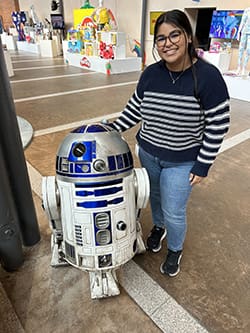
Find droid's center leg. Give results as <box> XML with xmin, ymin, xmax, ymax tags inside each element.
<box><xmin>89</xmin><ymin>269</ymin><xmax>120</xmax><ymax>299</ymax></box>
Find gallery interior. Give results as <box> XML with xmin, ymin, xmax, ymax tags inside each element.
<box><xmin>0</xmin><ymin>1</ymin><xmax>250</xmax><ymax>332</ymax></box>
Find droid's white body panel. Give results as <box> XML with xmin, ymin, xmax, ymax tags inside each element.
<box><xmin>57</xmin><ymin>172</ymin><xmax>138</xmax><ymax>268</ymax></box>
<box><xmin>42</xmin><ymin>123</ymin><xmax>149</xmax><ymax>298</ymax></box>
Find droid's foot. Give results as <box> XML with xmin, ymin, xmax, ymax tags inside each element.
<box><xmin>51</xmin><ymin>242</ymin><xmax>69</xmax><ymax>267</ymax></box>
<box><xmin>89</xmin><ymin>270</ymin><xmax>120</xmax><ymax>299</ymax></box>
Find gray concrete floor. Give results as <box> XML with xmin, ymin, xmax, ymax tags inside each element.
<box><xmin>0</xmin><ymin>51</ymin><xmax>250</xmax><ymax>333</ymax></box>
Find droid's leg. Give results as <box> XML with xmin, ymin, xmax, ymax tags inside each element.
<box><xmin>89</xmin><ymin>269</ymin><xmax>120</xmax><ymax>299</ymax></box>
<box><xmin>136</xmin><ymin>212</ymin><xmax>146</xmax><ymax>254</ymax></box>
<box><xmin>42</xmin><ymin>176</ymin><xmax>68</xmax><ymax>267</ymax></box>
<box><xmin>134</xmin><ymin>168</ymin><xmax>150</xmax><ymax>254</ymax></box>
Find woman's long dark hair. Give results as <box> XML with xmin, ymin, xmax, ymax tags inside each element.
<box><xmin>153</xmin><ymin>10</ymin><xmax>202</xmax><ymax>108</ymax></box>
<box><xmin>153</xmin><ymin>9</ymin><xmax>198</xmax><ymax>60</ymax></box>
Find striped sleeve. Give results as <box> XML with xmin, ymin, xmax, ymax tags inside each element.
<box><xmin>191</xmin><ymin>94</ymin><xmax>230</xmax><ymax>176</ymax></box>
<box><xmin>112</xmin><ymin>89</ymin><xmax>142</xmax><ymax>132</ymax></box>
<box><xmin>190</xmin><ymin>61</ymin><xmax>230</xmax><ymax>177</ymax></box>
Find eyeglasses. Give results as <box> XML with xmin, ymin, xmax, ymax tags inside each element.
<box><xmin>155</xmin><ymin>30</ymin><xmax>182</xmax><ymax>48</ymax></box>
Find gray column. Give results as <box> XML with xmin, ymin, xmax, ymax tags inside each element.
<box><xmin>0</xmin><ymin>143</ymin><xmax>23</xmax><ymax>271</ymax></box>
<box><xmin>0</xmin><ymin>38</ymin><xmax>40</xmax><ymax>248</ymax></box>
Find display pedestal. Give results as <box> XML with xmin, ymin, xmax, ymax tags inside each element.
<box><xmin>64</xmin><ymin>52</ymin><xmax>141</xmax><ymax>74</ymax></box>
<box><xmin>16</xmin><ymin>41</ymin><xmax>40</xmax><ymax>54</ymax></box>
<box><xmin>203</xmin><ymin>51</ymin><xmax>231</xmax><ymax>73</ymax></box>
<box><xmin>223</xmin><ymin>75</ymin><xmax>250</xmax><ymax>102</ymax></box>
<box><xmin>52</xmin><ymin>35</ymin><xmax>62</xmax><ymax>56</ymax></box>
<box><xmin>5</xmin><ymin>35</ymin><xmax>18</xmax><ymax>50</ymax></box>
<box><xmin>62</xmin><ymin>40</ymin><xmax>68</xmax><ymax>57</ymax></box>
<box><xmin>39</xmin><ymin>40</ymin><xmax>57</xmax><ymax>57</ymax></box>
<box><xmin>4</xmin><ymin>50</ymin><xmax>14</xmax><ymax>77</ymax></box>
<box><xmin>0</xmin><ymin>33</ymin><xmax>7</xmax><ymax>46</ymax></box>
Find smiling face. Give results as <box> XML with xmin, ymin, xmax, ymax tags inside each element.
<box><xmin>155</xmin><ymin>22</ymin><xmax>192</xmax><ymax>71</ymax></box>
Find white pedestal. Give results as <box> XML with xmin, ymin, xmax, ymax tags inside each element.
<box><xmin>64</xmin><ymin>52</ymin><xmax>141</xmax><ymax>74</ymax></box>
<box><xmin>0</xmin><ymin>32</ymin><xmax>7</xmax><ymax>45</ymax></box>
<box><xmin>202</xmin><ymin>51</ymin><xmax>231</xmax><ymax>73</ymax></box>
<box><xmin>52</xmin><ymin>35</ymin><xmax>62</xmax><ymax>56</ymax></box>
<box><xmin>39</xmin><ymin>40</ymin><xmax>57</xmax><ymax>57</ymax></box>
<box><xmin>5</xmin><ymin>35</ymin><xmax>18</xmax><ymax>50</ymax></box>
<box><xmin>223</xmin><ymin>75</ymin><xmax>250</xmax><ymax>102</ymax></box>
<box><xmin>16</xmin><ymin>41</ymin><xmax>41</xmax><ymax>54</ymax></box>
<box><xmin>62</xmin><ymin>40</ymin><xmax>68</xmax><ymax>57</ymax></box>
<box><xmin>3</xmin><ymin>50</ymin><xmax>14</xmax><ymax>77</ymax></box>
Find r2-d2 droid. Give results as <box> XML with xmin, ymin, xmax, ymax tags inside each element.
<box><xmin>42</xmin><ymin>123</ymin><xmax>149</xmax><ymax>299</ymax></box>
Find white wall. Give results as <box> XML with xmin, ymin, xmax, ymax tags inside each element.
<box><xmin>18</xmin><ymin>0</ymin><xmax>250</xmax><ymax>65</ymax></box>
<box><xmin>142</xmin><ymin>0</ymin><xmax>250</xmax><ymax>65</ymax></box>
<box><xmin>18</xmin><ymin>0</ymin><xmax>116</xmax><ymax>30</ymax></box>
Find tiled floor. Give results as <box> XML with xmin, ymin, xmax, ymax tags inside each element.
<box><xmin>0</xmin><ymin>50</ymin><xmax>250</xmax><ymax>333</ymax></box>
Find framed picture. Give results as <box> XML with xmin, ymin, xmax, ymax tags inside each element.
<box><xmin>209</xmin><ymin>10</ymin><xmax>244</xmax><ymax>39</ymax></box>
<box><xmin>50</xmin><ymin>14</ymin><xmax>64</xmax><ymax>30</ymax></box>
<box><xmin>149</xmin><ymin>12</ymin><xmax>164</xmax><ymax>35</ymax></box>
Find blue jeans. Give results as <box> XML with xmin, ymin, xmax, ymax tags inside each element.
<box><xmin>139</xmin><ymin>147</ymin><xmax>195</xmax><ymax>252</ymax></box>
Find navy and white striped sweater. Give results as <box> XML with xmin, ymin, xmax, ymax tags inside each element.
<box><xmin>112</xmin><ymin>58</ymin><xmax>230</xmax><ymax>177</ymax></box>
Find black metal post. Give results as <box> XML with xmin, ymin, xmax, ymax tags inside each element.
<box><xmin>0</xmin><ymin>39</ymin><xmax>40</xmax><ymax>247</ymax></box>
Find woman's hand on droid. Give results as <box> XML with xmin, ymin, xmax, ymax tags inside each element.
<box><xmin>189</xmin><ymin>173</ymin><xmax>205</xmax><ymax>186</ymax></box>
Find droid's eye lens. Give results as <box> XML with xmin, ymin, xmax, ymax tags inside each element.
<box><xmin>93</xmin><ymin>159</ymin><xmax>106</xmax><ymax>172</ymax></box>
<box><xmin>73</xmin><ymin>143</ymin><xmax>86</xmax><ymax>157</ymax></box>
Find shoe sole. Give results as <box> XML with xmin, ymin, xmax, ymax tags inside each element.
<box><xmin>148</xmin><ymin>229</ymin><xmax>167</xmax><ymax>253</ymax></box>
<box><xmin>160</xmin><ymin>253</ymin><xmax>182</xmax><ymax>277</ymax></box>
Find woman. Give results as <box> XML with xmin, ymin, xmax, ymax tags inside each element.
<box><xmin>110</xmin><ymin>10</ymin><xmax>230</xmax><ymax>277</ymax></box>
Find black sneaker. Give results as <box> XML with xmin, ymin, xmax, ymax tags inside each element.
<box><xmin>146</xmin><ymin>226</ymin><xmax>166</xmax><ymax>253</ymax></box>
<box><xmin>160</xmin><ymin>249</ymin><xmax>182</xmax><ymax>277</ymax></box>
